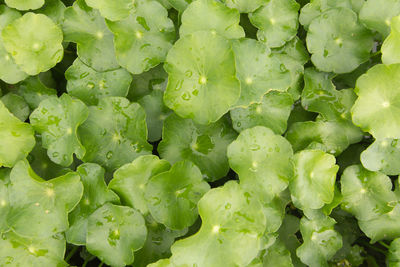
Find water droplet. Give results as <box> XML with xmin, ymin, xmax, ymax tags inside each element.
<box><xmin>279</xmin><ymin>64</ymin><xmax>287</xmax><ymax>72</ymax></box>
<box><xmin>181</xmin><ymin>92</ymin><xmax>191</xmax><ymax>101</ymax></box>
<box><xmin>250</xmin><ymin>144</ymin><xmax>260</xmax><ymax>151</ymax></box>
<box><xmin>52</xmin><ymin>152</ymin><xmax>59</xmax><ymax>158</ymax></box>
<box><xmin>192</xmin><ymin>89</ymin><xmax>199</xmax><ymax>96</ymax></box>
<box><xmin>106</xmin><ymin>151</ymin><xmax>113</xmax><ymax>159</ymax></box>
<box><xmin>185</xmin><ymin>70</ymin><xmax>193</xmax><ymax>77</ymax></box>
<box><xmin>391</xmin><ymin>139</ymin><xmax>398</xmax><ymax>147</ymax></box>
<box><xmin>323</xmin><ymin>50</ymin><xmax>329</xmax><ymax>57</ymax></box>
<box><xmin>80</xmin><ymin>72</ymin><xmax>90</xmax><ymax>79</ymax></box>
<box><xmin>11</xmin><ymin>131</ymin><xmax>21</xmax><ymax>137</ymax></box>
<box><xmin>87</xmin><ymin>82</ymin><xmax>95</xmax><ymax>89</ymax></box>
<box><xmin>236</xmin><ymin>122</ymin><xmax>241</xmax><ymax>127</ymax></box>
<box><xmin>225</xmin><ymin>203</ymin><xmax>231</xmax><ymax>209</ymax></box>
<box><xmin>175</xmin><ymin>80</ymin><xmax>183</xmax><ymax>91</ymax></box>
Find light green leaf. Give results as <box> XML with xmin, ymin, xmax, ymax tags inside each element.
<box><xmin>106</xmin><ymin>0</ymin><xmax>175</xmax><ymax>74</ymax></box>
<box><xmin>221</xmin><ymin>0</ymin><xmax>267</xmax><ymax>13</ymax></box>
<box><xmin>0</xmin><ymin>232</ymin><xmax>67</xmax><ymax>266</ymax></box>
<box><xmin>145</xmin><ymin>161</ymin><xmax>210</xmax><ymax>230</ymax></box>
<box><xmin>85</xmin><ymin>0</ymin><xmax>135</xmax><ymax>21</ymax></box>
<box><xmin>261</xmin><ymin>239</ymin><xmax>294</xmax><ymax>267</ymax></box>
<box><xmin>7</xmin><ymin>160</ymin><xmax>83</xmax><ymax>238</ymax></box>
<box><xmin>231</xmin><ymin>38</ymin><xmax>293</xmax><ymax>107</ymax></box>
<box><xmin>227</xmin><ymin>126</ymin><xmax>294</xmax><ymax>202</ymax></box>
<box><xmin>1</xmin><ymin>93</ymin><xmax>30</xmax><ymax>121</ymax></box>
<box><xmin>29</xmin><ymin>94</ymin><xmax>89</xmax><ymax>166</ymax></box>
<box><xmin>0</xmin><ymin>101</ymin><xmax>35</xmax><ymax>168</ymax></box>
<box><xmin>2</xmin><ymin>12</ymin><xmax>63</xmax><ymax>76</ymax></box>
<box><xmin>169</xmin><ymin>181</ymin><xmax>266</xmax><ymax>267</ymax></box>
<box><xmin>352</xmin><ymin>64</ymin><xmax>400</xmax><ymax>139</ymax></box>
<box><xmin>158</xmin><ymin>113</ymin><xmax>237</xmax><ymax>181</ymax></box>
<box><xmin>382</xmin><ymin>15</ymin><xmax>400</xmax><ymax>64</ymax></box>
<box><xmin>0</xmin><ymin>179</ymin><xmax>9</xmax><ymax>232</ymax></box>
<box><xmin>78</xmin><ymin>97</ymin><xmax>152</xmax><ymax>171</ymax></box>
<box><xmin>290</xmin><ymin>150</ymin><xmax>339</xmax><ymax>210</ymax></box>
<box><xmin>361</xmin><ymin>139</ymin><xmax>400</xmax><ymax>175</ymax></box>
<box><xmin>138</xmin><ymin>89</ymin><xmax>172</xmax><ymax>142</ymax></box>
<box><xmin>109</xmin><ymin>155</ymin><xmax>171</xmax><ymax>214</ymax></box>
<box><xmin>5</xmin><ymin>0</ymin><xmax>44</xmax><ymax>10</ymax></box>
<box><xmin>65</xmin><ymin>58</ymin><xmax>132</xmax><ymax>105</ymax></box>
<box><xmin>17</xmin><ymin>75</ymin><xmax>57</xmax><ymax>109</ymax></box>
<box><xmin>166</xmin><ymin>0</ymin><xmax>193</xmax><ymax>12</ymax></box>
<box><xmin>388</xmin><ymin>238</ymin><xmax>400</xmax><ymax>266</ymax></box>
<box><xmin>66</xmin><ymin>163</ymin><xmax>120</xmax><ymax>245</ymax></box>
<box><xmin>180</xmin><ymin>0</ymin><xmax>244</xmax><ymax>39</ymax></box>
<box><xmin>306</xmin><ymin>7</ymin><xmax>374</xmax><ymax>74</ymax></box>
<box><xmin>249</xmin><ymin>0</ymin><xmax>299</xmax><ymax>48</ymax></box>
<box><xmin>87</xmin><ymin>203</ymin><xmax>147</xmax><ymax>267</ymax></box>
<box><xmin>359</xmin><ymin>0</ymin><xmax>400</xmax><ymax>38</ymax></box>
<box><xmin>271</xmin><ymin>36</ymin><xmax>309</xmax><ymax>66</ymax></box>
<box><xmin>36</xmin><ymin>0</ymin><xmax>66</xmax><ymax>25</ymax></box>
<box><xmin>63</xmin><ymin>0</ymin><xmax>119</xmax><ymax>71</ymax></box>
<box><xmin>296</xmin><ymin>215</ymin><xmax>342</xmax><ymax>267</ymax></box>
<box><xmin>230</xmin><ymin>90</ymin><xmax>294</xmax><ymax>135</ymax></box>
<box><xmin>164</xmin><ymin>31</ymin><xmax>240</xmax><ymax>125</ymax></box>
<box><xmin>0</xmin><ymin>5</ymin><xmax>28</xmax><ymax>84</ymax></box>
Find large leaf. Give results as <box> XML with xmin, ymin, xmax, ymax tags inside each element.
<box><xmin>163</xmin><ymin>31</ymin><xmax>240</xmax><ymax>124</ymax></box>
<box><xmin>29</xmin><ymin>94</ymin><xmax>89</xmax><ymax>166</ymax></box>
<box><xmin>145</xmin><ymin>161</ymin><xmax>210</xmax><ymax>230</ymax></box>
<box><xmin>158</xmin><ymin>113</ymin><xmax>237</xmax><ymax>181</ymax></box>
<box><xmin>78</xmin><ymin>97</ymin><xmax>152</xmax><ymax>171</ymax></box>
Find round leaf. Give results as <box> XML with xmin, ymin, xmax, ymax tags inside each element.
<box><xmin>158</xmin><ymin>113</ymin><xmax>237</xmax><ymax>181</ymax></box>
<box><xmin>361</xmin><ymin>139</ymin><xmax>400</xmax><ymax>175</ymax></box>
<box><xmin>351</xmin><ymin>64</ymin><xmax>400</xmax><ymax>139</ymax></box>
<box><xmin>164</xmin><ymin>31</ymin><xmax>240</xmax><ymax>125</ymax></box>
<box><xmin>87</xmin><ymin>203</ymin><xmax>147</xmax><ymax>267</ymax></box>
<box><xmin>145</xmin><ymin>161</ymin><xmax>210</xmax><ymax>230</ymax></box>
<box><xmin>106</xmin><ymin>0</ymin><xmax>175</xmax><ymax>74</ymax></box>
<box><xmin>2</xmin><ymin>12</ymin><xmax>63</xmax><ymax>75</ymax></box>
<box><xmin>249</xmin><ymin>0</ymin><xmax>300</xmax><ymax>48</ymax></box>
<box><xmin>85</xmin><ymin>0</ymin><xmax>135</xmax><ymax>21</ymax></box>
<box><xmin>180</xmin><ymin>0</ymin><xmax>244</xmax><ymax>39</ymax></box>
<box><xmin>109</xmin><ymin>155</ymin><xmax>171</xmax><ymax>214</ymax></box>
<box><xmin>29</xmin><ymin>94</ymin><xmax>89</xmax><ymax>166</ymax></box>
<box><xmin>5</xmin><ymin>0</ymin><xmax>44</xmax><ymax>10</ymax></box>
<box><xmin>1</xmin><ymin>93</ymin><xmax>30</xmax><ymax>122</ymax></box>
<box><xmin>78</xmin><ymin>97</ymin><xmax>152</xmax><ymax>171</ymax></box>
<box><xmin>306</xmin><ymin>7</ymin><xmax>374</xmax><ymax>74</ymax></box>
<box><xmin>66</xmin><ymin>58</ymin><xmax>132</xmax><ymax>105</ymax></box>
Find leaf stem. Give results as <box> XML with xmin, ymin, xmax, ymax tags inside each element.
<box><xmin>379</xmin><ymin>241</ymin><xmax>391</xmax><ymax>249</ymax></box>
<box><xmin>65</xmin><ymin>246</ymin><xmax>79</xmax><ymax>262</ymax></box>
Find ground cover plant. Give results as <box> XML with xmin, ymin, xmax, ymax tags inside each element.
<box><xmin>1</xmin><ymin>0</ymin><xmax>400</xmax><ymax>266</ymax></box>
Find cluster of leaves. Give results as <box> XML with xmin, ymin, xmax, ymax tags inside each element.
<box><xmin>1</xmin><ymin>0</ymin><xmax>400</xmax><ymax>266</ymax></box>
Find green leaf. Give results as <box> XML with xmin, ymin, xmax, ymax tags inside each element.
<box><xmin>169</xmin><ymin>181</ymin><xmax>266</xmax><ymax>266</ymax></box>
<box><xmin>290</xmin><ymin>150</ymin><xmax>339</xmax><ymax>210</ymax></box>
<box><xmin>296</xmin><ymin>215</ymin><xmax>342</xmax><ymax>267</ymax></box>
<box><xmin>158</xmin><ymin>113</ymin><xmax>237</xmax><ymax>181</ymax></box>
<box><xmin>227</xmin><ymin>126</ymin><xmax>294</xmax><ymax>202</ymax></box>
<box><xmin>382</xmin><ymin>15</ymin><xmax>400</xmax><ymax>64</ymax></box>
<box><xmin>0</xmin><ymin>101</ymin><xmax>35</xmax><ymax>168</ymax></box>
<box><xmin>138</xmin><ymin>90</ymin><xmax>172</xmax><ymax>142</ymax></box>
<box><xmin>0</xmin><ymin>5</ymin><xmax>28</xmax><ymax>84</ymax></box>
<box><xmin>361</xmin><ymin>139</ymin><xmax>400</xmax><ymax>175</ymax></box>
<box><xmin>221</xmin><ymin>0</ymin><xmax>267</xmax><ymax>13</ymax></box>
<box><xmin>285</xmin><ymin>120</ymin><xmax>363</xmax><ymax>155</ymax></box>
<box><xmin>261</xmin><ymin>239</ymin><xmax>294</xmax><ymax>267</ymax></box>
<box><xmin>145</xmin><ymin>161</ymin><xmax>210</xmax><ymax>230</ymax></box>
<box><xmin>230</xmin><ymin>90</ymin><xmax>294</xmax><ymax>135</ymax></box>
<box><xmin>164</xmin><ymin>31</ymin><xmax>240</xmax><ymax>125</ymax></box>
<box><xmin>85</xmin><ymin>0</ymin><xmax>135</xmax><ymax>21</ymax></box>
<box><xmin>0</xmin><ymin>179</ymin><xmax>9</xmax><ymax>232</ymax></box>
<box><xmin>166</xmin><ymin>0</ymin><xmax>193</xmax><ymax>12</ymax></box>
<box><xmin>29</xmin><ymin>94</ymin><xmax>89</xmax><ymax>166</ymax></box>
<box><xmin>63</xmin><ymin>0</ymin><xmax>119</xmax><ymax>71</ymax></box>
<box><xmin>388</xmin><ymin>238</ymin><xmax>400</xmax><ymax>266</ymax></box>
<box><xmin>249</xmin><ymin>0</ymin><xmax>299</xmax><ymax>48</ymax></box>
<box><xmin>86</xmin><ymin>203</ymin><xmax>147</xmax><ymax>267</ymax></box>
<box><xmin>78</xmin><ymin>97</ymin><xmax>152</xmax><ymax>171</ymax></box>
<box><xmin>2</xmin><ymin>12</ymin><xmax>63</xmax><ymax>75</ymax></box>
<box><xmin>36</xmin><ymin>0</ymin><xmax>66</xmax><ymax>25</ymax></box>
<box><xmin>352</xmin><ymin>64</ymin><xmax>400</xmax><ymax>139</ymax></box>
<box><xmin>1</xmin><ymin>93</ymin><xmax>30</xmax><ymax>121</ymax></box>
<box><xmin>106</xmin><ymin>0</ymin><xmax>175</xmax><ymax>74</ymax></box>
<box><xmin>109</xmin><ymin>155</ymin><xmax>171</xmax><ymax>214</ymax></box>
<box><xmin>271</xmin><ymin>36</ymin><xmax>309</xmax><ymax>66</ymax></box>
<box><xmin>0</xmin><ymin>232</ymin><xmax>67</xmax><ymax>266</ymax></box>
<box><xmin>180</xmin><ymin>0</ymin><xmax>244</xmax><ymax>39</ymax></box>
<box><xmin>306</xmin><ymin>7</ymin><xmax>374</xmax><ymax>74</ymax></box>
<box><xmin>359</xmin><ymin>0</ymin><xmax>400</xmax><ymax>38</ymax></box>
<box><xmin>231</xmin><ymin>38</ymin><xmax>293</xmax><ymax>107</ymax></box>
<box><xmin>134</xmin><ymin>215</ymin><xmax>187</xmax><ymax>267</ymax></box>
<box><xmin>5</xmin><ymin>0</ymin><xmax>44</xmax><ymax>10</ymax></box>
<box><xmin>17</xmin><ymin>75</ymin><xmax>57</xmax><ymax>109</ymax></box>
<box><xmin>7</xmin><ymin>160</ymin><xmax>83</xmax><ymax>238</ymax></box>
<box><xmin>66</xmin><ymin>163</ymin><xmax>120</xmax><ymax>245</ymax></box>
<box><xmin>65</xmin><ymin>58</ymin><xmax>132</xmax><ymax>105</ymax></box>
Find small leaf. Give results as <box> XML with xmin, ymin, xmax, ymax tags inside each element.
<box><xmin>85</xmin><ymin>0</ymin><xmax>135</xmax><ymax>21</ymax></box>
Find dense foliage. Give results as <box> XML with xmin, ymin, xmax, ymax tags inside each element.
<box><xmin>1</xmin><ymin>0</ymin><xmax>400</xmax><ymax>266</ymax></box>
